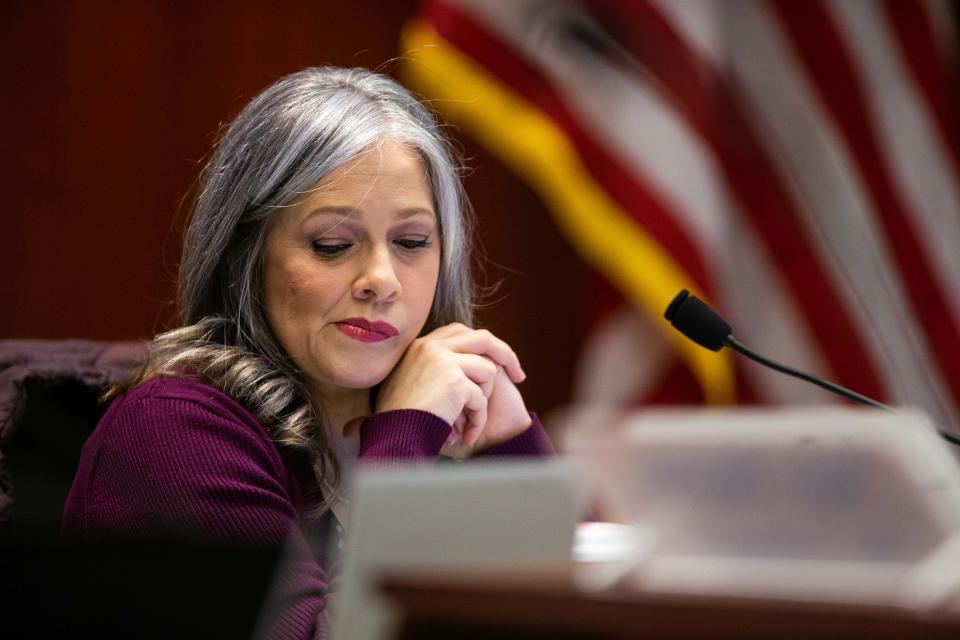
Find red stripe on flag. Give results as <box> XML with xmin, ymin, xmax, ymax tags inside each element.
<box><xmin>882</xmin><ymin>0</ymin><xmax>960</xmax><ymax>194</ymax></box>
<box><xmin>423</xmin><ymin>0</ymin><xmax>713</xmax><ymax>295</ymax></box>
<box><xmin>634</xmin><ymin>353</ymin><xmax>765</xmax><ymax>407</ymax></box>
<box><xmin>771</xmin><ymin>0</ymin><xmax>960</xmax><ymax>412</ymax></box>
<box><xmin>637</xmin><ymin>357</ymin><xmax>706</xmax><ymax>405</ymax></box>
<box><xmin>605</xmin><ymin>0</ymin><xmax>886</xmax><ymax>400</ymax></box>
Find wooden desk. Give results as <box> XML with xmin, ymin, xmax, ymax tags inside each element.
<box><xmin>380</xmin><ymin>570</ymin><xmax>960</xmax><ymax>639</ymax></box>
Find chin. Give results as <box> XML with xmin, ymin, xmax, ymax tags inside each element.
<box><xmin>327</xmin><ymin>361</ymin><xmax>396</xmax><ymax>391</ymax></box>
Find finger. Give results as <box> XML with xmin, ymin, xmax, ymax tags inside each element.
<box><xmin>452</xmin><ymin>353</ymin><xmax>498</xmax><ymax>397</ymax></box>
<box><xmin>452</xmin><ymin>413</ymin><xmax>468</xmax><ymax>436</ymax></box>
<box><xmin>460</xmin><ymin>380</ymin><xmax>488</xmax><ymax>449</ymax></box>
<box><xmin>420</xmin><ymin>324</ymin><xmax>526</xmax><ymax>383</ymax></box>
<box><xmin>442</xmin><ymin>329</ymin><xmax>526</xmax><ymax>383</ymax></box>
<box><xmin>421</xmin><ymin>322</ymin><xmax>471</xmax><ymax>340</ymax></box>
<box><xmin>446</xmin><ymin>413</ymin><xmax>467</xmax><ymax>446</ymax></box>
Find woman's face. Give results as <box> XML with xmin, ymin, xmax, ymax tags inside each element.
<box><xmin>262</xmin><ymin>140</ymin><xmax>441</xmax><ymax>399</ymax></box>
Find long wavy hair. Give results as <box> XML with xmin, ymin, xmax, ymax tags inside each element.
<box><xmin>114</xmin><ymin>67</ymin><xmax>474</xmax><ymax>515</ymax></box>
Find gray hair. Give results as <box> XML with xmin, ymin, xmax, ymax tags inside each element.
<box><xmin>117</xmin><ymin>67</ymin><xmax>474</xmax><ymax>515</ymax></box>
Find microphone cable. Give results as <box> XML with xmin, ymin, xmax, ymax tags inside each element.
<box><xmin>665</xmin><ymin>289</ymin><xmax>960</xmax><ymax>448</ymax></box>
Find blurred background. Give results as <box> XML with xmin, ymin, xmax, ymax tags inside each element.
<box><xmin>4</xmin><ymin>0</ymin><xmax>960</xmax><ymax>430</ymax></box>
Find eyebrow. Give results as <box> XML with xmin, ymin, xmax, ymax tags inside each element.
<box><xmin>304</xmin><ymin>205</ymin><xmax>436</xmax><ymax>220</ymax></box>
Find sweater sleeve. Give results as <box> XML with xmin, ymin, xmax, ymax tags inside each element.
<box><xmin>357</xmin><ymin>410</ymin><xmax>554</xmax><ymax>464</ymax></box>
<box><xmin>477</xmin><ymin>412</ymin><xmax>555</xmax><ymax>457</ymax></box>
<box><xmin>357</xmin><ymin>409</ymin><xmax>451</xmax><ymax>464</ymax></box>
<box><xmin>62</xmin><ymin>384</ymin><xmax>327</xmax><ymax>640</ymax></box>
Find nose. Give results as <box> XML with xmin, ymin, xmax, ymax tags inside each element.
<box><xmin>353</xmin><ymin>244</ymin><xmax>401</xmax><ymax>302</ymax></box>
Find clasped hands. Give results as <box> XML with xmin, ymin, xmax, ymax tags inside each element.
<box><xmin>376</xmin><ymin>323</ymin><xmax>532</xmax><ymax>458</ymax></box>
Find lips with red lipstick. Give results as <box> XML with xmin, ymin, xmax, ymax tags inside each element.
<box><xmin>334</xmin><ymin>317</ymin><xmax>399</xmax><ymax>343</ymax></box>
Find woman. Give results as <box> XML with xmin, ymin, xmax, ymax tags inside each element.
<box><xmin>62</xmin><ymin>67</ymin><xmax>553</xmax><ymax>637</ymax></box>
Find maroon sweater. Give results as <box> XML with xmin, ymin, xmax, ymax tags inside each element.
<box><xmin>62</xmin><ymin>376</ymin><xmax>553</xmax><ymax>639</ymax></box>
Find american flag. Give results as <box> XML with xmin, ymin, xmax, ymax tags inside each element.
<box><xmin>401</xmin><ymin>0</ymin><xmax>960</xmax><ymax>435</ymax></box>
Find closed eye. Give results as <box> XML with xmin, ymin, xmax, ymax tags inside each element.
<box><xmin>394</xmin><ymin>237</ymin><xmax>432</xmax><ymax>251</ymax></box>
<box><xmin>311</xmin><ymin>241</ymin><xmax>352</xmax><ymax>257</ymax></box>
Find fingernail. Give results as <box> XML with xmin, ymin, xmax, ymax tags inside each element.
<box><xmin>446</xmin><ymin>431</ymin><xmax>458</xmax><ymax>446</ymax></box>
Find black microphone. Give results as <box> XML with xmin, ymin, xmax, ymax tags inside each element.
<box><xmin>664</xmin><ymin>289</ymin><xmax>960</xmax><ymax>447</ymax></box>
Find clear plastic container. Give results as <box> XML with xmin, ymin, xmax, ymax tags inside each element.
<box><xmin>564</xmin><ymin>407</ymin><xmax>960</xmax><ymax>610</ymax></box>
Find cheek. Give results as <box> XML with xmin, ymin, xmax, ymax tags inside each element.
<box><xmin>407</xmin><ymin>261</ymin><xmax>441</xmax><ymax>319</ymax></box>
<box><xmin>264</xmin><ymin>262</ymin><xmax>335</xmax><ymax>333</ymax></box>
